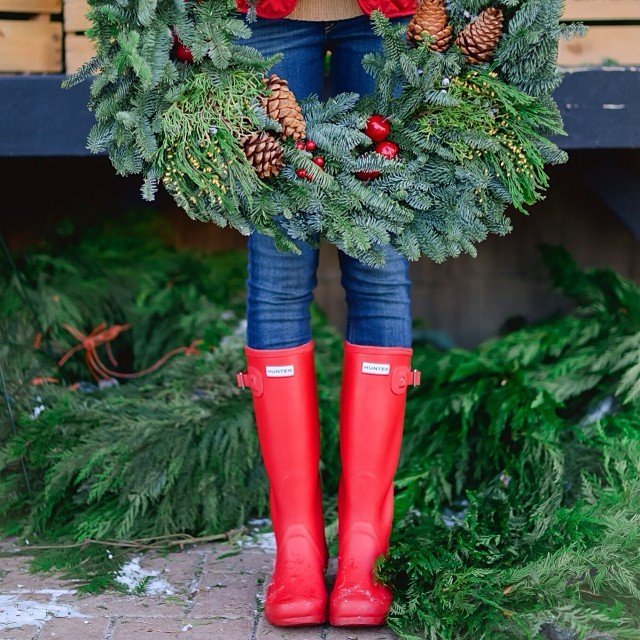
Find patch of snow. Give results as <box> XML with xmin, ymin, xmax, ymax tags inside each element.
<box><xmin>0</xmin><ymin>593</ymin><xmax>85</xmax><ymax>630</ymax></box>
<box><xmin>238</xmin><ymin>532</ymin><xmax>276</xmax><ymax>553</ymax></box>
<box><xmin>97</xmin><ymin>377</ymin><xmax>119</xmax><ymax>390</ymax></box>
<box><xmin>220</xmin><ymin>318</ymin><xmax>247</xmax><ymax>347</ymax></box>
<box><xmin>29</xmin><ymin>404</ymin><xmax>45</xmax><ymax>420</ymax></box>
<box><xmin>441</xmin><ymin>499</ymin><xmax>469</xmax><ymax>529</ymax></box>
<box><xmin>580</xmin><ymin>396</ymin><xmax>614</xmax><ymax>427</ymax></box>
<box><xmin>247</xmin><ymin>518</ymin><xmax>271</xmax><ymax>528</ymax></box>
<box><xmin>114</xmin><ymin>557</ymin><xmax>174</xmax><ymax>596</ymax></box>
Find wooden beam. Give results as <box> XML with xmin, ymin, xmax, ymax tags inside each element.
<box><xmin>65</xmin><ymin>33</ymin><xmax>95</xmax><ymax>73</ymax></box>
<box><xmin>0</xmin><ymin>75</ymin><xmax>96</xmax><ymax>156</ymax></box>
<box><xmin>563</xmin><ymin>0</ymin><xmax>640</xmax><ymax>21</ymax></box>
<box><xmin>551</xmin><ymin>67</ymin><xmax>640</xmax><ymax>149</ymax></box>
<box><xmin>0</xmin><ymin>20</ymin><xmax>62</xmax><ymax>73</ymax></box>
<box><xmin>0</xmin><ymin>69</ymin><xmax>638</xmax><ymax>157</ymax></box>
<box><xmin>64</xmin><ymin>0</ymin><xmax>91</xmax><ymax>33</ymax></box>
<box><xmin>559</xmin><ymin>26</ymin><xmax>640</xmax><ymax>66</ymax></box>
<box><xmin>0</xmin><ymin>0</ymin><xmax>61</xmax><ymax>12</ymax></box>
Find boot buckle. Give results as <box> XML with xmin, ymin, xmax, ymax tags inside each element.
<box><xmin>236</xmin><ymin>367</ymin><xmax>264</xmax><ymax>396</ymax></box>
<box><xmin>391</xmin><ymin>367</ymin><xmax>421</xmax><ymax>394</ymax></box>
<box><xmin>236</xmin><ymin>372</ymin><xmax>248</xmax><ymax>388</ymax></box>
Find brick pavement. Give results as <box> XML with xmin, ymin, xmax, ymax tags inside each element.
<box><xmin>0</xmin><ymin>539</ymin><xmax>397</xmax><ymax>640</ymax></box>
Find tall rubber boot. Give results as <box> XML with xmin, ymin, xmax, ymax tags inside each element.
<box><xmin>236</xmin><ymin>340</ymin><xmax>328</xmax><ymax>626</ymax></box>
<box><xmin>329</xmin><ymin>341</ymin><xmax>421</xmax><ymax>626</ymax></box>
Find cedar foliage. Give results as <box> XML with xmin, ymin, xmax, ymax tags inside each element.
<box><xmin>385</xmin><ymin>247</ymin><xmax>640</xmax><ymax>639</ymax></box>
<box><xmin>1</xmin><ymin>217</ymin><xmax>640</xmax><ymax>636</ymax></box>
<box><xmin>0</xmin><ymin>212</ymin><xmax>342</xmax><ymax>589</ymax></box>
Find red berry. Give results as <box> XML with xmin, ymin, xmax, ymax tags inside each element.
<box><xmin>312</xmin><ymin>156</ymin><xmax>325</xmax><ymax>168</ymax></box>
<box><xmin>356</xmin><ymin>170</ymin><xmax>381</xmax><ymax>181</ymax></box>
<box><xmin>305</xmin><ymin>173</ymin><xmax>314</xmax><ymax>181</ymax></box>
<box><xmin>375</xmin><ymin>140</ymin><xmax>399</xmax><ymax>160</ymax></box>
<box><xmin>305</xmin><ymin>140</ymin><xmax>317</xmax><ymax>152</ymax></box>
<box><xmin>296</xmin><ymin>168</ymin><xmax>308</xmax><ymax>179</ymax></box>
<box><xmin>173</xmin><ymin>40</ymin><xmax>193</xmax><ymax>63</ymax></box>
<box><xmin>365</xmin><ymin>115</ymin><xmax>391</xmax><ymax>143</ymax></box>
<box><xmin>295</xmin><ymin>141</ymin><xmax>306</xmax><ymax>150</ymax></box>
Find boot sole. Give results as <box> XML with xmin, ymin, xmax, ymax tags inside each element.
<box><xmin>329</xmin><ymin>615</ymin><xmax>386</xmax><ymax>626</ymax></box>
<box><xmin>266</xmin><ymin>614</ymin><xmax>326</xmax><ymax>626</ymax></box>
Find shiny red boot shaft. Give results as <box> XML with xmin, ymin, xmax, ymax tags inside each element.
<box><xmin>237</xmin><ymin>340</ymin><xmax>328</xmax><ymax>626</ymax></box>
<box><xmin>329</xmin><ymin>341</ymin><xmax>420</xmax><ymax>626</ymax></box>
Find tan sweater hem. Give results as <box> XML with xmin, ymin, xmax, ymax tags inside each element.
<box><xmin>284</xmin><ymin>0</ymin><xmax>363</xmax><ymax>21</ymax></box>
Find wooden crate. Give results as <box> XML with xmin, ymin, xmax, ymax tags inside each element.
<box><xmin>561</xmin><ymin>1</ymin><xmax>640</xmax><ymax>66</ymax></box>
<box><xmin>563</xmin><ymin>0</ymin><xmax>640</xmax><ymax>20</ymax></box>
<box><xmin>559</xmin><ymin>25</ymin><xmax>640</xmax><ymax>66</ymax></box>
<box><xmin>63</xmin><ymin>0</ymin><xmax>94</xmax><ymax>73</ymax></box>
<box><xmin>65</xmin><ymin>33</ymin><xmax>94</xmax><ymax>73</ymax></box>
<box><xmin>0</xmin><ymin>0</ymin><xmax>63</xmax><ymax>73</ymax></box>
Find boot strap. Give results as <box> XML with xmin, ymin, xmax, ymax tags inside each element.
<box><xmin>236</xmin><ymin>366</ymin><xmax>264</xmax><ymax>396</ymax></box>
<box><xmin>391</xmin><ymin>367</ymin><xmax>421</xmax><ymax>395</ymax></box>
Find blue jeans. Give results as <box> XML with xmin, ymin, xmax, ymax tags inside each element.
<box><xmin>243</xmin><ymin>15</ymin><xmax>412</xmax><ymax>350</ymax></box>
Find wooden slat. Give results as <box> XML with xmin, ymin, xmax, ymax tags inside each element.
<box><xmin>558</xmin><ymin>26</ymin><xmax>640</xmax><ymax>65</ymax></box>
<box><xmin>65</xmin><ymin>32</ymin><xmax>95</xmax><ymax>73</ymax></box>
<box><xmin>63</xmin><ymin>0</ymin><xmax>90</xmax><ymax>33</ymax></box>
<box><xmin>0</xmin><ymin>20</ymin><xmax>62</xmax><ymax>73</ymax></box>
<box><xmin>563</xmin><ymin>0</ymin><xmax>640</xmax><ymax>21</ymax></box>
<box><xmin>0</xmin><ymin>0</ymin><xmax>61</xmax><ymax>12</ymax></box>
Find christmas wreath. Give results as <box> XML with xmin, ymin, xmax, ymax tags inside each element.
<box><xmin>64</xmin><ymin>0</ymin><xmax>584</xmax><ymax>266</ymax></box>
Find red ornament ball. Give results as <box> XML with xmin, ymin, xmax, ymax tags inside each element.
<box><xmin>355</xmin><ymin>170</ymin><xmax>381</xmax><ymax>181</ymax></box>
<box><xmin>365</xmin><ymin>115</ymin><xmax>391</xmax><ymax>143</ymax></box>
<box><xmin>312</xmin><ymin>156</ymin><xmax>325</xmax><ymax>168</ymax></box>
<box><xmin>172</xmin><ymin>33</ymin><xmax>194</xmax><ymax>63</ymax></box>
<box><xmin>295</xmin><ymin>141</ymin><xmax>306</xmax><ymax>150</ymax></box>
<box><xmin>295</xmin><ymin>168</ymin><xmax>308</xmax><ymax>179</ymax></box>
<box><xmin>375</xmin><ymin>140</ymin><xmax>399</xmax><ymax>160</ymax></box>
<box><xmin>305</xmin><ymin>140</ymin><xmax>317</xmax><ymax>152</ymax></box>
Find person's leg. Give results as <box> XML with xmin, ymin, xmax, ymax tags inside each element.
<box><xmin>240</xmin><ymin>17</ymin><xmax>326</xmax><ymax>350</ymax></box>
<box><xmin>331</xmin><ymin>246</ymin><xmax>416</xmax><ymax>627</ymax></box>
<box><xmin>325</xmin><ymin>16</ymin><xmax>420</xmax><ymax>627</ymax></box>
<box><xmin>235</xmin><ymin>17</ymin><xmax>329</xmax><ymax>627</ymax></box>
<box><xmin>246</xmin><ymin>231</ymin><xmax>319</xmax><ymax>349</ymax></box>
<box><xmin>339</xmin><ymin>245</ymin><xmax>413</xmax><ymax>347</ymax></box>
<box><xmin>326</xmin><ymin>14</ymin><xmax>409</xmax><ymax>97</ymax></box>
<box><xmin>328</xmin><ymin>14</ymin><xmax>413</xmax><ymax>350</ymax></box>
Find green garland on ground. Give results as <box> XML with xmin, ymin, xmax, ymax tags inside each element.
<box><xmin>2</xmin><ymin>217</ymin><xmax>639</xmax><ymax>637</ymax></box>
<box><xmin>384</xmin><ymin>247</ymin><xmax>640</xmax><ymax>639</ymax></box>
<box><xmin>63</xmin><ymin>0</ymin><xmax>585</xmax><ymax>265</ymax></box>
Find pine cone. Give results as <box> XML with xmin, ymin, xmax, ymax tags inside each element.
<box><xmin>406</xmin><ymin>0</ymin><xmax>452</xmax><ymax>52</ymax></box>
<box><xmin>242</xmin><ymin>132</ymin><xmax>285</xmax><ymax>179</ymax></box>
<box><xmin>260</xmin><ymin>74</ymin><xmax>306</xmax><ymax>141</ymax></box>
<box><xmin>455</xmin><ymin>7</ymin><xmax>504</xmax><ymax>64</ymax></box>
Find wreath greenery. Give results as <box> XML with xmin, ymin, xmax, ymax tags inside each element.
<box><xmin>64</xmin><ymin>0</ymin><xmax>585</xmax><ymax>266</ymax></box>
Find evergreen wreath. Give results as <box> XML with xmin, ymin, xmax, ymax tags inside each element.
<box><xmin>64</xmin><ymin>0</ymin><xmax>585</xmax><ymax>266</ymax></box>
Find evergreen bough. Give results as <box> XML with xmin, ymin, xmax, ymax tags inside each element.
<box><xmin>385</xmin><ymin>246</ymin><xmax>640</xmax><ymax>639</ymax></box>
<box><xmin>2</xmin><ymin>218</ymin><xmax>638</xmax><ymax>636</ymax></box>
<box><xmin>63</xmin><ymin>0</ymin><xmax>585</xmax><ymax>266</ymax></box>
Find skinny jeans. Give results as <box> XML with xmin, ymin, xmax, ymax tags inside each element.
<box><xmin>243</xmin><ymin>15</ymin><xmax>412</xmax><ymax>350</ymax></box>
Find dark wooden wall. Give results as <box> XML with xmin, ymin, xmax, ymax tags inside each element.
<box><xmin>2</xmin><ymin>150</ymin><xmax>638</xmax><ymax>348</ymax></box>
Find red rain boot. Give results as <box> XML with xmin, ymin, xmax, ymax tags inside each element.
<box><xmin>236</xmin><ymin>340</ymin><xmax>328</xmax><ymax>626</ymax></box>
<box><xmin>329</xmin><ymin>341</ymin><xmax>421</xmax><ymax>626</ymax></box>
